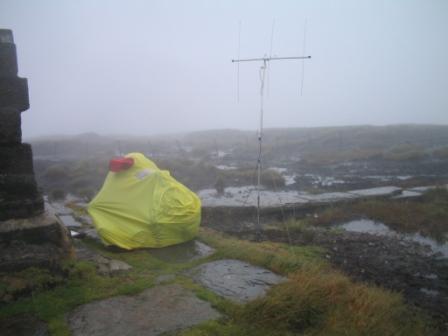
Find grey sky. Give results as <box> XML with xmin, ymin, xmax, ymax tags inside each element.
<box><xmin>1</xmin><ymin>0</ymin><xmax>447</xmax><ymax>137</ymax></box>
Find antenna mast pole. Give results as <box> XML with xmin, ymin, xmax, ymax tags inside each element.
<box><xmin>232</xmin><ymin>55</ymin><xmax>311</xmax><ymax>239</ymax></box>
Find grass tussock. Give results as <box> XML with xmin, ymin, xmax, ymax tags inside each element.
<box><xmin>182</xmin><ymin>230</ymin><xmax>432</xmax><ymax>336</ymax></box>
<box><xmin>239</xmin><ymin>268</ymin><xmax>429</xmax><ymax>336</ymax></box>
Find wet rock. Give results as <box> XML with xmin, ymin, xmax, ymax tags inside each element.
<box><xmin>0</xmin><ymin>34</ymin><xmax>18</xmax><ymax>76</ymax></box>
<box><xmin>194</xmin><ymin>240</ymin><xmax>216</xmax><ymax>259</ymax></box>
<box><xmin>0</xmin><ymin>107</ymin><xmax>21</xmax><ymax>143</ymax></box>
<box><xmin>0</xmin><ymin>314</ymin><xmax>49</xmax><ymax>336</ymax></box>
<box><xmin>0</xmin><ymin>77</ymin><xmax>29</xmax><ymax>111</ymax></box>
<box><xmin>107</xmin><ymin>259</ymin><xmax>132</xmax><ymax>273</ymax></box>
<box><xmin>148</xmin><ymin>240</ymin><xmax>215</xmax><ymax>263</ymax></box>
<box><xmin>58</xmin><ymin>215</ymin><xmax>82</xmax><ymax>228</ymax></box>
<box><xmin>189</xmin><ymin>259</ymin><xmax>286</xmax><ymax>303</ymax></box>
<box><xmin>0</xmin><ymin>213</ymin><xmax>73</xmax><ymax>272</ymax></box>
<box><xmin>45</xmin><ymin>201</ymin><xmax>73</xmax><ymax>216</ymax></box>
<box><xmin>74</xmin><ymin>241</ymin><xmax>132</xmax><ymax>276</ymax></box>
<box><xmin>76</xmin><ymin>214</ymin><xmax>93</xmax><ymax>226</ymax></box>
<box><xmin>84</xmin><ymin>228</ymin><xmax>100</xmax><ymax>241</ymax></box>
<box><xmin>67</xmin><ymin>284</ymin><xmax>221</xmax><ymax>336</ymax></box>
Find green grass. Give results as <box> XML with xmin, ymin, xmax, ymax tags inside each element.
<box><xmin>0</xmin><ymin>228</ymin><xmax>435</xmax><ymax>336</ymax></box>
<box><xmin>198</xmin><ymin>228</ymin><xmax>324</xmax><ymax>275</ymax></box>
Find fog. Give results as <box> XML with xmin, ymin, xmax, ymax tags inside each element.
<box><xmin>1</xmin><ymin>0</ymin><xmax>447</xmax><ymax>138</ymax></box>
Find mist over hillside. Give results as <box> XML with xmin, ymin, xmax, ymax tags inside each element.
<box><xmin>30</xmin><ymin>124</ymin><xmax>448</xmax><ymax>162</ymax></box>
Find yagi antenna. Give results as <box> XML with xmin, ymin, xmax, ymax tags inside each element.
<box><xmin>232</xmin><ymin>29</ymin><xmax>311</xmax><ymax>240</ymax></box>
<box><xmin>300</xmin><ymin>19</ymin><xmax>308</xmax><ymax>96</ymax></box>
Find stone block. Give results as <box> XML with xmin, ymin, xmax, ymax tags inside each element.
<box><xmin>0</xmin><ymin>143</ymin><xmax>34</xmax><ymax>174</ymax></box>
<box><xmin>0</xmin><ymin>174</ymin><xmax>41</xmax><ymax>199</ymax></box>
<box><xmin>0</xmin><ymin>108</ymin><xmax>21</xmax><ymax>143</ymax></box>
<box><xmin>0</xmin><ymin>43</ymin><xmax>18</xmax><ymax>77</ymax></box>
<box><xmin>0</xmin><ymin>213</ymin><xmax>73</xmax><ymax>272</ymax></box>
<box><xmin>0</xmin><ymin>196</ymin><xmax>44</xmax><ymax>221</ymax></box>
<box><xmin>0</xmin><ymin>29</ymin><xmax>14</xmax><ymax>44</ymax></box>
<box><xmin>0</xmin><ymin>77</ymin><xmax>29</xmax><ymax>111</ymax></box>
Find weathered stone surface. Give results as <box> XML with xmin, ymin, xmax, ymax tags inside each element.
<box><xmin>0</xmin><ymin>43</ymin><xmax>18</xmax><ymax>77</ymax></box>
<box><xmin>0</xmin><ymin>172</ymin><xmax>44</xmax><ymax>221</ymax></box>
<box><xmin>67</xmin><ymin>284</ymin><xmax>221</xmax><ymax>336</ymax></box>
<box><xmin>0</xmin><ymin>196</ymin><xmax>44</xmax><ymax>222</ymax></box>
<box><xmin>189</xmin><ymin>259</ymin><xmax>286</xmax><ymax>303</ymax></box>
<box><xmin>0</xmin><ymin>174</ymin><xmax>40</xmax><ymax>197</ymax></box>
<box><xmin>0</xmin><ymin>29</ymin><xmax>14</xmax><ymax>44</ymax></box>
<box><xmin>0</xmin><ymin>143</ymin><xmax>34</xmax><ymax>174</ymax></box>
<box><xmin>58</xmin><ymin>215</ymin><xmax>82</xmax><ymax>228</ymax></box>
<box><xmin>0</xmin><ymin>314</ymin><xmax>49</xmax><ymax>336</ymax></box>
<box><xmin>148</xmin><ymin>240</ymin><xmax>216</xmax><ymax>263</ymax></box>
<box><xmin>0</xmin><ymin>213</ymin><xmax>73</xmax><ymax>272</ymax></box>
<box><xmin>0</xmin><ymin>107</ymin><xmax>21</xmax><ymax>143</ymax></box>
<box><xmin>0</xmin><ymin>77</ymin><xmax>29</xmax><ymax>111</ymax></box>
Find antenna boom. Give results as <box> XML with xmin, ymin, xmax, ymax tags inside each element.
<box><xmin>232</xmin><ymin>55</ymin><xmax>311</xmax><ymax>63</ymax></box>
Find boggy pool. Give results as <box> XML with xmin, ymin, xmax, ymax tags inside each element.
<box><xmin>340</xmin><ymin>219</ymin><xmax>448</xmax><ymax>258</ymax></box>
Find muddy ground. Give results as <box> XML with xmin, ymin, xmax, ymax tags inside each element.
<box><xmin>215</xmin><ymin>226</ymin><xmax>448</xmax><ymax>333</ymax></box>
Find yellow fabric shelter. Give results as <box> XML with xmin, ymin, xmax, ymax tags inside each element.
<box><xmin>88</xmin><ymin>153</ymin><xmax>201</xmax><ymax>249</ymax></box>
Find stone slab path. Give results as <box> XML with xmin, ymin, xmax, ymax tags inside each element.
<box><xmin>189</xmin><ymin>259</ymin><xmax>286</xmax><ymax>303</ymax></box>
<box><xmin>67</xmin><ymin>284</ymin><xmax>221</xmax><ymax>336</ymax></box>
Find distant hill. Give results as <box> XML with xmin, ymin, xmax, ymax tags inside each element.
<box><xmin>29</xmin><ymin>124</ymin><xmax>448</xmax><ymax>162</ymax></box>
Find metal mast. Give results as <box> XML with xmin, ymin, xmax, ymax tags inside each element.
<box><xmin>232</xmin><ymin>55</ymin><xmax>311</xmax><ymax>238</ymax></box>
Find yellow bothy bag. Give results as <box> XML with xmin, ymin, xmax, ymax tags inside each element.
<box><xmin>88</xmin><ymin>153</ymin><xmax>201</xmax><ymax>249</ymax></box>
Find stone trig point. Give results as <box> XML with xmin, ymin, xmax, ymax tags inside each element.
<box><xmin>0</xmin><ymin>29</ymin><xmax>71</xmax><ymax>272</ymax></box>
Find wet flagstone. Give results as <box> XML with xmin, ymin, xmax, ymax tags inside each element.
<box><xmin>67</xmin><ymin>284</ymin><xmax>221</xmax><ymax>336</ymax></box>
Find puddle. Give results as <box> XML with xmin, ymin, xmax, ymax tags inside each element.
<box><xmin>215</xmin><ymin>164</ymin><xmax>237</xmax><ymax>170</ymax></box>
<box><xmin>341</xmin><ymin>219</ymin><xmax>392</xmax><ymax>235</ymax></box>
<box><xmin>393</xmin><ymin>190</ymin><xmax>423</xmax><ymax>199</ymax></box>
<box><xmin>199</xmin><ymin>185</ymin><xmax>403</xmax><ymax>207</ymax></box>
<box><xmin>340</xmin><ymin>219</ymin><xmax>448</xmax><ymax>258</ymax></box>
<box><xmin>348</xmin><ymin>186</ymin><xmax>401</xmax><ymax>197</ymax></box>
<box><xmin>303</xmin><ymin>174</ymin><xmax>345</xmax><ymax>187</ymax></box>
<box><xmin>301</xmin><ymin>192</ymin><xmax>355</xmax><ymax>202</ymax></box>
<box><xmin>367</xmin><ymin>175</ymin><xmax>412</xmax><ymax>182</ymax></box>
<box><xmin>198</xmin><ymin>186</ymin><xmax>309</xmax><ymax>207</ymax></box>
<box><xmin>270</xmin><ymin>167</ymin><xmax>296</xmax><ymax>186</ymax></box>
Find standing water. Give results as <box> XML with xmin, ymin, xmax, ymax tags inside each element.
<box><xmin>340</xmin><ymin>219</ymin><xmax>448</xmax><ymax>258</ymax></box>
